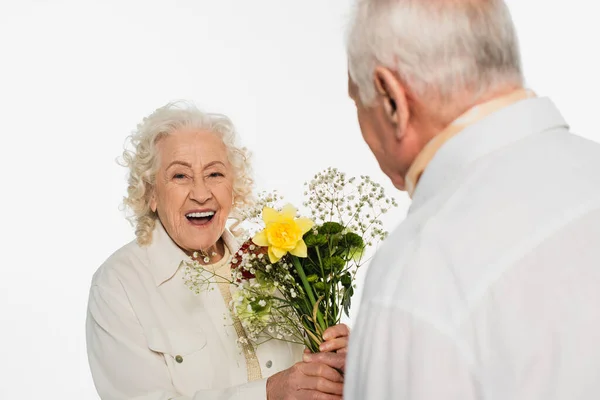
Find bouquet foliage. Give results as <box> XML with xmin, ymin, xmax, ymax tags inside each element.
<box><xmin>185</xmin><ymin>168</ymin><xmax>397</xmax><ymax>353</ymax></box>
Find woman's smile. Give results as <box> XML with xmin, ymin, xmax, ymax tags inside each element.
<box><xmin>185</xmin><ymin>209</ymin><xmax>217</xmax><ymax>227</ymax></box>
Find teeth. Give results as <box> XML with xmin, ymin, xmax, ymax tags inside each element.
<box><xmin>186</xmin><ymin>211</ymin><xmax>215</xmax><ymax>218</ymax></box>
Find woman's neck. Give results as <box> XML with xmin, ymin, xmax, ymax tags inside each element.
<box><xmin>189</xmin><ymin>238</ymin><xmax>226</xmax><ymax>265</ymax></box>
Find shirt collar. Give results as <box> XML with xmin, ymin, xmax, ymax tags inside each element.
<box><xmin>405</xmin><ymin>89</ymin><xmax>536</xmax><ymax>196</ymax></box>
<box><xmin>408</xmin><ymin>96</ymin><xmax>569</xmax><ymax>214</ymax></box>
<box><xmin>146</xmin><ymin>220</ymin><xmax>241</xmax><ymax>286</ymax></box>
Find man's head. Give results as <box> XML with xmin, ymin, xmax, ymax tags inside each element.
<box><xmin>346</xmin><ymin>0</ymin><xmax>523</xmax><ymax>190</ymax></box>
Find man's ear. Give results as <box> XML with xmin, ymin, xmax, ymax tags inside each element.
<box><xmin>374</xmin><ymin>66</ymin><xmax>410</xmax><ymax>139</ymax></box>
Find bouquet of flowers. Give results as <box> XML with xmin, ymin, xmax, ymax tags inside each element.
<box><xmin>185</xmin><ymin>168</ymin><xmax>397</xmax><ymax>353</ymax></box>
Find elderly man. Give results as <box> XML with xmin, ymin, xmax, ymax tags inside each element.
<box><xmin>343</xmin><ymin>0</ymin><xmax>600</xmax><ymax>399</ymax></box>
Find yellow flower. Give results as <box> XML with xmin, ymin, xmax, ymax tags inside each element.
<box><xmin>252</xmin><ymin>204</ymin><xmax>314</xmax><ymax>263</ymax></box>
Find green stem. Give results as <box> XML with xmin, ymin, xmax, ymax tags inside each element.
<box><xmin>292</xmin><ymin>256</ymin><xmax>326</xmax><ymax>333</ymax></box>
<box><xmin>315</xmin><ymin>247</ymin><xmax>325</xmax><ymax>279</ymax></box>
<box><xmin>314</xmin><ymin>247</ymin><xmax>331</xmax><ymax>321</ymax></box>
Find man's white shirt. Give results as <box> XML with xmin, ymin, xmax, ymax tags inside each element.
<box><xmin>344</xmin><ymin>97</ymin><xmax>600</xmax><ymax>399</ymax></box>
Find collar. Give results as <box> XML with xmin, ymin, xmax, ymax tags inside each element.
<box><xmin>405</xmin><ymin>89</ymin><xmax>536</xmax><ymax>196</ymax></box>
<box><xmin>146</xmin><ymin>220</ymin><xmax>242</xmax><ymax>286</ymax></box>
<box><xmin>408</xmin><ymin>96</ymin><xmax>569</xmax><ymax>214</ymax></box>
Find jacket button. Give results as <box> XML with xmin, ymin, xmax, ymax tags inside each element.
<box><xmin>265</xmin><ymin>360</ymin><xmax>272</xmax><ymax>368</ymax></box>
<box><xmin>175</xmin><ymin>355</ymin><xmax>183</xmax><ymax>363</ymax></box>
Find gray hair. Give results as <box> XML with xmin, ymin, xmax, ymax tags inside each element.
<box><xmin>119</xmin><ymin>101</ymin><xmax>254</xmax><ymax>245</ymax></box>
<box><xmin>347</xmin><ymin>0</ymin><xmax>524</xmax><ymax>107</ymax></box>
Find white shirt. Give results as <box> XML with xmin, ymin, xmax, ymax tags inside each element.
<box><xmin>86</xmin><ymin>222</ymin><xmax>303</xmax><ymax>400</ymax></box>
<box><xmin>344</xmin><ymin>97</ymin><xmax>600</xmax><ymax>400</ymax></box>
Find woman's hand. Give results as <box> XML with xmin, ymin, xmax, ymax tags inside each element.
<box><xmin>266</xmin><ymin>360</ymin><xmax>343</xmax><ymax>400</ymax></box>
<box><xmin>304</xmin><ymin>324</ymin><xmax>350</xmax><ymax>374</ymax></box>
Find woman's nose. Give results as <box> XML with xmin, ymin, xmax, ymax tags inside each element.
<box><xmin>190</xmin><ymin>179</ymin><xmax>212</xmax><ymax>203</ymax></box>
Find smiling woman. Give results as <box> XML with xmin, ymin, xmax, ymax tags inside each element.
<box><xmin>119</xmin><ymin>101</ymin><xmax>253</xmax><ymax>248</ymax></box>
<box><xmin>85</xmin><ymin>101</ymin><xmax>349</xmax><ymax>400</ymax></box>
<box><xmin>149</xmin><ymin>129</ymin><xmax>235</xmax><ymax>258</ymax></box>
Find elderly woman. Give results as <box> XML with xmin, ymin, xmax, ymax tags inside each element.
<box><xmin>86</xmin><ymin>101</ymin><xmax>348</xmax><ymax>400</ymax></box>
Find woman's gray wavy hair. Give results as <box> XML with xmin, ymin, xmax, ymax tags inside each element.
<box><xmin>347</xmin><ymin>0</ymin><xmax>523</xmax><ymax>109</ymax></box>
<box><xmin>120</xmin><ymin>101</ymin><xmax>254</xmax><ymax>245</ymax></box>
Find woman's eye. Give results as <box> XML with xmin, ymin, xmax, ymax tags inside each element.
<box><xmin>209</xmin><ymin>172</ymin><xmax>224</xmax><ymax>178</ymax></box>
<box><xmin>173</xmin><ymin>173</ymin><xmax>187</xmax><ymax>180</ymax></box>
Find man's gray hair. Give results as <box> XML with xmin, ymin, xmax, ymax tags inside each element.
<box><xmin>347</xmin><ymin>0</ymin><xmax>524</xmax><ymax>107</ymax></box>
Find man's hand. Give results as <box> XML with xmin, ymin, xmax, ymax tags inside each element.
<box><xmin>266</xmin><ymin>361</ymin><xmax>343</xmax><ymax>400</ymax></box>
<box><xmin>304</xmin><ymin>324</ymin><xmax>350</xmax><ymax>374</ymax></box>
<box><xmin>319</xmin><ymin>324</ymin><xmax>350</xmax><ymax>354</ymax></box>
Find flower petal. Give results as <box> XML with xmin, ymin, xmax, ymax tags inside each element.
<box><xmin>271</xmin><ymin>246</ymin><xmax>287</xmax><ymax>259</ymax></box>
<box><xmin>268</xmin><ymin>247</ymin><xmax>281</xmax><ymax>263</ymax></box>
<box><xmin>290</xmin><ymin>240</ymin><xmax>308</xmax><ymax>258</ymax></box>
<box><xmin>281</xmin><ymin>204</ymin><xmax>297</xmax><ymax>219</ymax></box>
<box><xmin>252</xmin><ymin>231</ymin><xmax>269</xmax><ymax>247</ymax></box>
<box><xmin>295</xmin><ymin>217</ymin><xmax>314</xmax><ymax>234</ymax></box>
<box><xmin>262</xmin><ymin>207</ymin><xmax>280</xmax><ymax>225</ymax></box>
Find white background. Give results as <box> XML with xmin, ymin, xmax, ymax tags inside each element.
<box><xmin>0</xmin><ymin>0</ymin><xmax>598</xmax><ymax>398</ymax></box>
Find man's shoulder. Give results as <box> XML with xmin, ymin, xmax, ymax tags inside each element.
<box><xmin>363</xmin><ymin>140</ymin><xmax>600</xmax><ymax>329</ymax></box>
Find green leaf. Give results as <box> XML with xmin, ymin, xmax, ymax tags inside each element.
<box><xmin>323</xmin><ymin>256</ymin><xmax>346</xmax><ymax>272</ymax></box>
<box><xmin>319</xmin><ymin>222</ymin><xmax>344</xmax><ymax>235</ymax></box>
<box><xmin>341</xmin><ymin>272</ymin><xmax>352</xmax><ymax>286</ymax></box>
<box><xmin>342</xmin><ymin>285</ymin><xmax>354</xmax><ymax>317</ymax></box>
<box><xmin>342</xmin><ymin>232</ymin><xmax>364</xmax><ymax>249</ymax></box>
<box><xmin>304</xmin><ymin>232</ymin><xmax>328</xmax><ymax>247</ymax></box>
